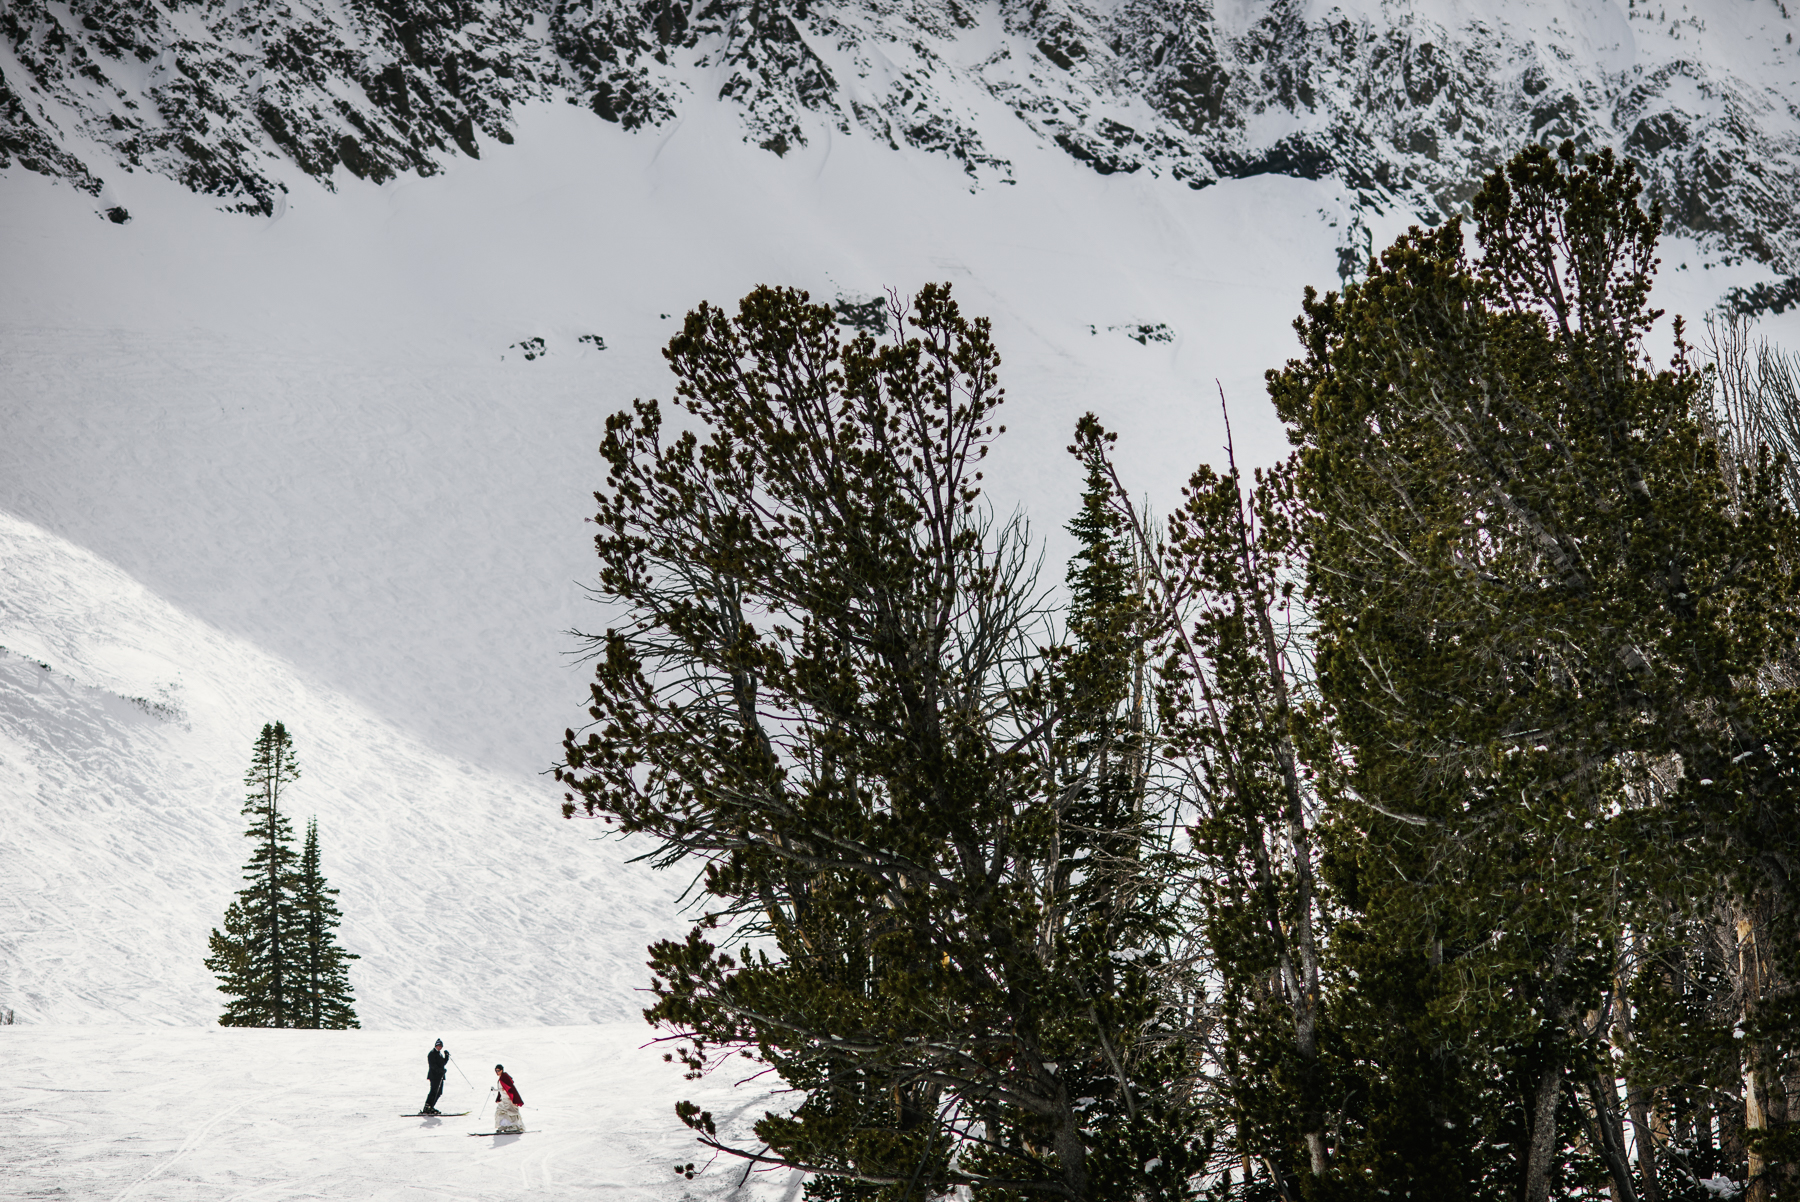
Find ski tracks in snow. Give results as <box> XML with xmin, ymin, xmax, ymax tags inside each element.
<box><xmin>110</xmin><ymin>1101</ymin><xmax>246</xmax><ymax>1201</ymax></box>
<box><xmin>6</xmin><ymin>1024</ymin><xmax>800</xmax><ymax>1200</ymax></box>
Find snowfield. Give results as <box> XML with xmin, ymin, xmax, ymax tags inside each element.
<box><xmin>0</xmin><ymin>508</ymin><xmax>684</xmax><ymax>1030</ymax></box>
<box><xmin>0</xmin><ymin>98</ymin><xmax>1360</xmax><ymax>787</ymax></box>
<box><xmin>3</xmin><ymin>1024</ymin><xmax>798</xmax><ymax>1201</ymax></box>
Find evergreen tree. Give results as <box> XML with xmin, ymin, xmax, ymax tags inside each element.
<box><xmin>1074</xmin><ymin>414</ymin><xmax>1336</xmax><ymax>1196</ymax></box>
<box><xmin>205</xmin><ymin>722</ymin><xmax>303</xmax><ymax>1028</ymax></box>
<box><xmin>1057</xmin><ymin>426</ymin><xmax>1159</xmax><ymax>983</ymax></box>
<box><xmin>294</xmin><ymin>817</ymin><xmax>359</xmax><ymax>1030</ymax></box>
<box><xmin>1074</xmin><ymin>142</ymin><xmax>1800</xmax><ymax>1202</ymax></box>
<box><xmin>205</xmin><ymin>898</ymin><xmax>258</xmax><ymax>1016</ymax></box>
<box><xmin>556</xmin><ymin>162</ymin><xmax>1800</xmax><ymax>1201</ymax></box>
<box><xmin>1265</xmin><ymin>142</ymin><xmax>1800</xmax><ymax>1201</ymax></box>
<box><xmin>559</xmin><ymin>285</ymin><xmax>1205</xmax><ymax>1200</ymax></box>
<box><xmin>1064</xmin><ymin>436</ymin><xmax>1146</xmax><ymax>739</ymax></box>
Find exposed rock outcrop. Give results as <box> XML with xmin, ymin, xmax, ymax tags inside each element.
<box><xmin>6</xmin><ymin>0</ymin><xmax>1799</xmax><ymax>283</ymax></box>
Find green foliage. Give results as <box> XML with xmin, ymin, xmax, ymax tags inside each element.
<box><xmin>208</xmin><ymin>721</ymin><xmax>303</xmax><ymax>1028</ymax></box>
<box><xmin>559</xmin><ymin>284</ymin><xmax>1201</xmax><ymax>1200</ymax></box>
<box><xmin>206</xmin><ymin>723</ymin><xmax>357</xmax><ymax>1029</ymax></box>
<box><xmin>295</xmin><ymin>817</ymin><xmax>359</xmax><ymax>1030</ymax></box>
<box><xmin>1058</xmin><ymin>425</ymin><xmax>1162</xmax><ymax>1005</ymax></box>
<box><xmin>1081</xmin><ymin>412</ymin><xmax>1334</xmax><ymax>1196</ymax></box>
<box><xmin>1265</xmin><ymin>140</ymin><xmax>1800</xmax><ymax>1200</ymax></box>
<box><xmin>205</xmin><ymin>898</ymin><xmax>258</xmax><ymax>1016</ymax></box>
<box><xmin>559</xmin><ymin>144</ymin><xmax>1800</xmax><ymax>1202</ymax></box>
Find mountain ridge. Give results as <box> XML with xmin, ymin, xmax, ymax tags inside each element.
<box><xmin>7</xmin><ymin>0</ymin><xmax>1800</xmax><ymax>303</ymax></box>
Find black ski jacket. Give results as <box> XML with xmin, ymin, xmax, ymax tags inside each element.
<box><xmin>427</xmin><ymin>1049</ymin><xmax>449</xmax><ymax>1080</ymax></box>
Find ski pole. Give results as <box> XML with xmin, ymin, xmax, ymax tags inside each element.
<box><xmin>446</xmin><ymin>1049</ymin><xmax>481</xmax><ymax>1114</ymax></box>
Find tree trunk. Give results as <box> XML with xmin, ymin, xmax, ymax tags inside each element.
<box><xmin>1582</xmin><ymin>1076</ymin><xmax>1640</xmax><ymax>1202</ymax></box>
<box><xmin>1052</xmin><ymin>1088</ymin><xmax>1089</xmax><ymax>1200</ymax></box>
<box><xmin>1745</xmin><ymin>1065</ymin><xmax>1772</xmax><ymax>1202</ymax></box>
<box><xmin>1723</xmin><ymin>1077</ymin><xmax>1748</xmax><ymax>1184</ymax></box>
<box><xmin>1674</xmin><ymin>1090</ymin><xmax>1699</xmax><ymax>1179</ymax></box>
<box><xmin>1524</xmin><ymin>1059</ymin><xmax>1563</xmax><ymax>1202</ymax></box>
<box><xmin>1626</xmin><ymin>1080</ymin><xmax>1661</xmax><ymax>1202</ymax></box>
<box><xmin>1738</xmin><ymin>905</ymin><xmax>1773</xmax><ymax>1202</ymax></box>
<box><xmin>1616</xmin><ymin>959</ymin><xmax>1662</xmax><ymax>1202</ymax></box>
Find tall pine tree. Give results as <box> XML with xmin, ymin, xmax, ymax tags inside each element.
<box><xmin>1265</xmin><ymin>142</ymin><xmax>1800</xmax><ymax>1201</ymax></box>
<box><xmin>1058</xmin><ymin>423</ymin><xmax>1158</xmax><ymax>976</ymax></box>
<box><xmin>294</xmin><ymin>817</ymin><xmax>359</xmax><ymax>1030</ymax></box>
<box><xmin>207</xmin><ymin>722</ymin><xmax>302</xmax><ymax>1027</ymax></box>
<box><xmin>206</xmin><ymin>722</ymin><xmax>355</xmax><ymax>1029</ymax></box>
<box><xmin>559</xmin><ymin>285</ymin><xmax>1206</xmax><ymax>1200</ymax></box>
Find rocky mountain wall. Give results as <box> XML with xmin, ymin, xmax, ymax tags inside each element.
<box><xmin>6</xmin><ymin>0</ymin><xmax>1800</xmax><ymax>299</ymax></box>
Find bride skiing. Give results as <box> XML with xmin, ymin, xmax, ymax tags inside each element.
<box><xmin>490</xmin><ymin>1064</ymin><xmax>524</xmax><ymax>1134</ymax></box>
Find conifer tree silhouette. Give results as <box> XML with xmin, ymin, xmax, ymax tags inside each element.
<box><xmin>294</xmin><ymin>817</ymin><xmax>359</xmax><ymax>1029</ymax></box>
<box><xmin>205</xmin><ymin>722</ymin><xmax>304</xmax><ymax>1027</ymax></box>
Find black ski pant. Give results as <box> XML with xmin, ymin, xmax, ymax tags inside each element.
<box><xmin>424</xmin><ymin>1078</ymin><xmax>445</xmax><ymax>1112</ymax></box>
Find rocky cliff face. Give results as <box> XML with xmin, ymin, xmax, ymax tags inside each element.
<box><xmin>6</xmin><ymin>0</ymin><xmax>1800</xmax><ymax>301</ymax></box>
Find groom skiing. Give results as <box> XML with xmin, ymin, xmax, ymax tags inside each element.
<box><xmin>422</xmin><ymin>1039</ymin><xmax>450</xmax><ymax>1115</ymax></box>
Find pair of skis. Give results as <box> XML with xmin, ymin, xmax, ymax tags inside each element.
<box><xmin>400</xmin><ymin>1110</ymin><xmax>531</xmax><ymax>1135</ymax></box>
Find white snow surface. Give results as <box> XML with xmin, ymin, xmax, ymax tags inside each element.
<box><xmin>0</xmin><ymin>507</ymin><xmax>683</xmax><ymax>1030</ymax></box>
<box><xmin>1</xmin><ymin>97</ymin><xmax>1361</xmax><ymax>786</ymax></box>
<box><xmin>3</xmin><ymin>1023</ymin><xmax>800</xmax><ymax>1201</ymax></box>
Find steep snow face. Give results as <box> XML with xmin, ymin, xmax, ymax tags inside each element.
<box><xmin>0</xmin><ymin>96</ymin><xmax>1375</xmax><ymax>787</ymax></box>
<box><xmin>0</xmin><ymin>509</ymin><xmax>685</xmax><ymax>1028</ymax></box>
<box><xmin>7</xmin><ymin>0</ymin><xmax>1800</xmax><ymax>294</ymax></box>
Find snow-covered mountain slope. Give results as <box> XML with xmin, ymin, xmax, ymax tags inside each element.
<box><xmin>0</xmin><ymin>507</ymin><xmax>687</xmax><ymax>1028</ymax></box>
<box><xmin>4</xmin><ymin>1023</ymin><xmax>795</xmax><ymax>1200</ymax></box>
<box><xmin>0</xmin><ymin>98</ymin><xmax>1376</xmax><ymax>786</ymax></box>
<box><xmin>8</xmin><ymin>0</ymin><xmax>1800</xmax><ymax>301</ymax></box>
<box><xmin>0</xmin><ymin>83</ymin><xmax>1400</xmax><ymax>1031</ymax></box>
